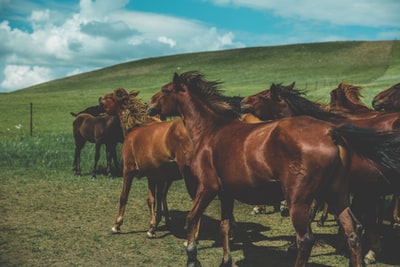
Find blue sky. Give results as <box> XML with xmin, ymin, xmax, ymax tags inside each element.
<box><xmin>0</xmin><ymin>0</ymin><xmax>399</xmax><ymax>92</ymax></box>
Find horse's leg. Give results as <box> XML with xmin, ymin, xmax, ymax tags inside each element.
<box><xmin>393</xmin><ymin>194</ymin><xmax>400</xmax><ymax>229</ymax></box>
<box><xmin>219</xmin><ymin>194</ymin><xmax>234</xmax><ymax>267</ymax></box>
<box><xmin>317</xmin><ymin>202</ymin><xmax>329</xmax><ymax>227</ymax></box>
<box><xmin>146</xmin><ymin>176</ymin><xmax>157</xmax><ymax>238</ymax></box>
<box><xmin>105</xmin><ymin>143</ymin><xmax>115</xmax><ymax>179</ymax></box>
<box><xmin>73</xmin><ymin>138</ymin><xmax>85</xmax><ymax>176</ymax></box>
<box><xmin>161</xmin><ymin>178</ymin><xmax>173</xmax><ymax>227</ymax></box>
<box><xmin>352</xmin><ymin>193</ymin><xmax>381</xmax><ymax>265</ymax></box>
<box><xmin>186</xmin><ymin>187</ymin><xmax>217</xmax><ymax>267</ymax></box>
<box><xmin>335</xmin><ymin>207</ymin><xmax>364</xmax><ymax>267</ymax></box>
<box><xmin>154</xmin><ymin>179</ymin><xmax>165</xmax><ymax>232</ymax></box>
<box><xmin>110</xmin><ymin>170</ymin><xmax>135</xmax><ymax>234</ymax></box>
<box><xmin>110</xmin><ymin>143</ymin><xmax>120</xmax><ymax>176</ymax></box>
<box><xmin>92</xmin><ymin>143</ymin><xmax>101</xmax><ymax>179</ymax></box>
<box><xmin>288</xmin><ymin>201</ymin><xmax>315</xmax><ymax>267</ymax></box>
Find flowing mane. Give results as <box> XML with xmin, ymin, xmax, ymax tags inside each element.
<box><xmin>177</xmin><ymin>71</ymin><xmax>241</xmax><ymax>119</ymax></box>
<box><xmin>330</xmin><ymin>83</ymin><xmax>370</xmax><ymax>113</ymax></box>
<box><xmin>274</xmin><ymin>84</ymin><xmax>344</xmax><ymax>120</ymax></box>
<box><xmin>109</xmin><ymin>88</ymin><xmax>161</xmax><ymax>135</ymax></box>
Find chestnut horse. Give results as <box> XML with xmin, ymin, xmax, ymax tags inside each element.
<box><xmin>72</xmin><ymin>112</ymin><xmax>123</xmax><ymax>179</ymax></box>
<box><xmin>148</xmin><ymin>71</ymin><xmax>400</xmax><ymax>267</ymax></box>
<box><xmin>331</xmin><ymin>83</ymin><xmax>400</xmax><ymax>228</ymax></box>
<box><xmin>372</xmin><ymin>82</ymin><xmax>400</xmax><ymax>112</ymax></box>
<box><xmin>102</xmin><ymin>88</ymin><xmax>196</xmax><ymax>238</ymax></box>
<box><xmin>329</xmin><ymin>83</ymin><xmax>371</xmax><ymax>114</ymax></box>
<box><xmin>372</xmin><ymin>83</ymin><xmax>400</xmax><ymax>229</ymax></box>
<box><xmin>241</xmin><ymin>82</ymin><xmax>400</xmax><ymax>264</ymax></box>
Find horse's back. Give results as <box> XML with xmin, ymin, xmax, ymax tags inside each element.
<box><xmin>207</xmin><ymin>116</ymin><xmax>342</xmax><ymax>203</ymax></box>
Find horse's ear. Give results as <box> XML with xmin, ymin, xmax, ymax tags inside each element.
<box><xmin>172</xmin><ymin>72</ymin><xmax>185</xmax><ymax>92</ymax></box>
<box><xmin>288</xmin><ymin>82</ymin><xmax>295</xmax><ymax>90</ymax></box>
<box><xmin>129</xmin><ymin>90</ymin><xmax>140</xmax><ymax>97</ymax></box>
<box><xmin>270</xmin><ymin>83</ymin><xmax>282</xmax><ymax>101</ymax></box>
<box><xmin>173</xmin><ymin>73</ymin><xmax>180</xmax><ymax>84</ymax></box>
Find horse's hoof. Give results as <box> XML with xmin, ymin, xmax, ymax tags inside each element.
<box><xmin>109</xmin><ymin>227</ymin><xmax>121</xmax><ymax>234</ymax></box>
<box><xmin>146</xmin><ymin>231</ymin><xmax>156</xmax><ymax>239</ymax></box>
<box><xmin>187</xmin><ymin>260</ymin><xmax>202</xmax><ymax>267</ymax></box>
<box><xmin>219</xmin><ymin>256</ymin><xmax>232</xmax><ymax>267</ymax></box>
<box><xmin>251</xmin><ymin>207</ymin><xmax>264</xmax><ymax>215</ymax></box>
<box><xmin>317</xmin><ymin>221</ymin><xmax>324</xmax><ymax>227</ymax></box>
<box><xmin>363</xmin><ymin>250</ymin><xmax>376</xmax><ymax>265</ymax></box>
<box><xmin>393</xmin><ymin>223</ymin><xmax>400</xmax><ymax>229</ymax></box>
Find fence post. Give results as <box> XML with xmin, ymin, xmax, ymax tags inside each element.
<box><xmin>30</xmin><ymin>102</ymin><xmax>33</xmax><ymax>136</ymax></box>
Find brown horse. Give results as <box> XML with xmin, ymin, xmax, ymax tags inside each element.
<box><xmin>241</xmin><ymin>82</ymin><xmax>400</xmax><ymax>264</ymax></box>
<box><xmin>331</xmin><ymin>83</ymin><xmax>400</xmax><ymax>227</ymax></box>
<box><xmin>148</xmin><ymin>71</ymin><xmax>400</xmax><ymax>267</ymax></box>
<box><xmin>102</xmin><ymin>88</ymin><xmax>196</xmax><ymax>238</ymax></box>
<box><xmin>72</xmin><ymin>112</ymin><xmax>123</xmax><ymax>179</ymax></box>
<box><xmin>372</xmin><ymin>83</ymin><xmax>400</xmax><ymax>112</ymax></box>
<box><xmin>372</xmin><ymin>83</ymin><xmax>400</xmax><ymax>230</ymax></box>
<box><xmin>329</xmin><ymin>83</ymin><xmax>371</xmax><ymax>114</ymax></box>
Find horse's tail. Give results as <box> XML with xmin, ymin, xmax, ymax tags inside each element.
<box><xmin>332</xmin><ymin>123</ymin><xmax>400</xmax><ymax>185</ymax></box>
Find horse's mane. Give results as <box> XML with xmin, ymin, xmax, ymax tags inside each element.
<box><xmin>338</xmin><ymin>83</ymin><xmax>370</xmax><ymax>109</ymax></box>
<box><xmin>275</xmin><ymin>84</ymin><xmax>345</xmax><ymax>120</ymax></box>
<box><xmin>112</xmin><ymin>88</ymin><xmax>161</xmax><ymax>134</ymax></box>
<box><xmin>177</xmin><ymin>71</ymin><xmax>241</xmax><ymax>119</ymax></box>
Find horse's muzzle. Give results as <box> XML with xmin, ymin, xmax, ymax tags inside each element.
<box><xmin>147</xmin><ymin>107</ymin><xmax>160</xmax><ymax>116</ymax></box>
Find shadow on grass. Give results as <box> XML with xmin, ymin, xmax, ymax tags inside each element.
<box><xmin>166</xmin><ymin>210</ymin><xmax>400</xmax><ymax>266</ymax></box>
<box><xmin>111</xmin><ymin>209</ymin><xmax>400</xmax><ymax>266</ymax></box>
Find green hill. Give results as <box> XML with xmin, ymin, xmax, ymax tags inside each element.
<box><xmin>1</xmin><ymin>40</ymin><xmax>399</xmax><ymax>137</ymax></box>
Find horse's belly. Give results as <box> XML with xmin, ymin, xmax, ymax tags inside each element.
<box><xmin>227</xmin><ymin>181</ymin><xmax>284</xmax><ymax>205</ymax></box>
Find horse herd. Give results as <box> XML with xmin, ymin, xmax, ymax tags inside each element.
<box><xmin>71</xmin><ymin>72</ymin><xmax>400</xmax><ymax>267</ymax></box>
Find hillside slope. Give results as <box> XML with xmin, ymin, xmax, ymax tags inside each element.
<box><xmin>1</xmin><ymin>40</ymin><xmax>399</xmax><ymax>136</ymax></box>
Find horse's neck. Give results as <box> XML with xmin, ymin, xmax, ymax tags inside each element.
<box><xmin>178</xmin><ymin>98</ymin><xmax>225</xmax><ymax>143</ymax></box>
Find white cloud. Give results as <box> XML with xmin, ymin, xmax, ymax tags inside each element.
<box><xmin>1</xmin><ymin>65</ymin><xmax>53</xmax><ymax>92</ymax></box>
<box><xmin>157</xmin><ymin>36</ymin><xmax>176</xmax><ymax>48</ymax></box>
<box><xmin>0</xmin><ymin>0</ymin><xmax>243</xmax><ymax>92</ymax></box>
<box><xmin>208</xmin><ymin>0</ymin><xmax>400</xmax><ymax>27</ymax></box>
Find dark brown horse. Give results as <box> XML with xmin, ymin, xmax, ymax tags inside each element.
<box><xmin>372</xmin><ymin>83</ymin><xmax>400</xmax><ymax>111</ymax></box>
<box><xmin>241</xmin><ymin>82</ymin><xmax>400</xmax><ymax>264</ymax></box>
<box><xmin>72</xmin><ymin>112</ymin><xmax>123</xmax><ymax>179</ymax></box>
<box><xmin>329</xmin><ymin>83</ymin><xmax>371</xmax><ymax>114</ymax></box>
<box><xmin>148</xmin><ymin>71</ymin><xmax>400</xmax><ymax>267</ymax></box>
<box><xmin>331</xmin><ymin>83</ymin><xmax>400</xmax><ymax>226</ymax></box>
<box><xmin>102</xmin><ymin>88</ymin><xmax>196</xmax><ymax>238</ymax></box>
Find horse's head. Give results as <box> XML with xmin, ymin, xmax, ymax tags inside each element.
<box><xmin>372</xmin><ymin>83</ymin><xmax>400</xmax><ymax>111</ymax></box>
<box><xmin>101</xmin><ymin>88</ymin><xmax>128</xmax><ymax>115</ymax></box>
<box><xmin>241</xmin><ymin>82</ymin><xmax>296</xmax><ymax>120</ymax></box>
<box><xmin>330</xmin><ymin>83</ymin><xmax>369</xmax><ymax>112</ymax></box>
<box><xmin>148</xmin><ymin>73</ymin><xmax>183</xmax><ymax>117</ymax></box>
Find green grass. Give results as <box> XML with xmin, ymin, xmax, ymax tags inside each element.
<box><xmin>1</xmin><ymin>40</ymin><xmax>399</xmax><ymax>138</ymax></box>
<box><xmin>1</xmin><ymin>40</ymin><xmax>400</xmax><ymax>266</ymax></box>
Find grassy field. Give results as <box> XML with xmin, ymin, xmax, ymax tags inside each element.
<box><xmin>1</xmin><ymin>40</ymin><xmax>400</xmax><ymax>266</ymax></box>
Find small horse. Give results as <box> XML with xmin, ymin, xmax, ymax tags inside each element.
<box><xmin>148</xmin><ymin>71</ymin><xmax>400</xmax><ymax>267</ymax></box>
<box><xmin>72</xmin><ymin>112</ymin><xmax>123</xmax><ymax>179</ymax></box>
<box><xmin>102</xmin><ymin>88</ymin><xmax>197</xmax><ymax>238</ymax></box>
<box><xmin>372</xmin><ymin>83</ymin><xmax>400</xmax><ymax>112</ymax></box>
<box><xmin>241</xmin><ymin>82</ymin><xmax>400</xmax><ymax>264</ymax></box>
